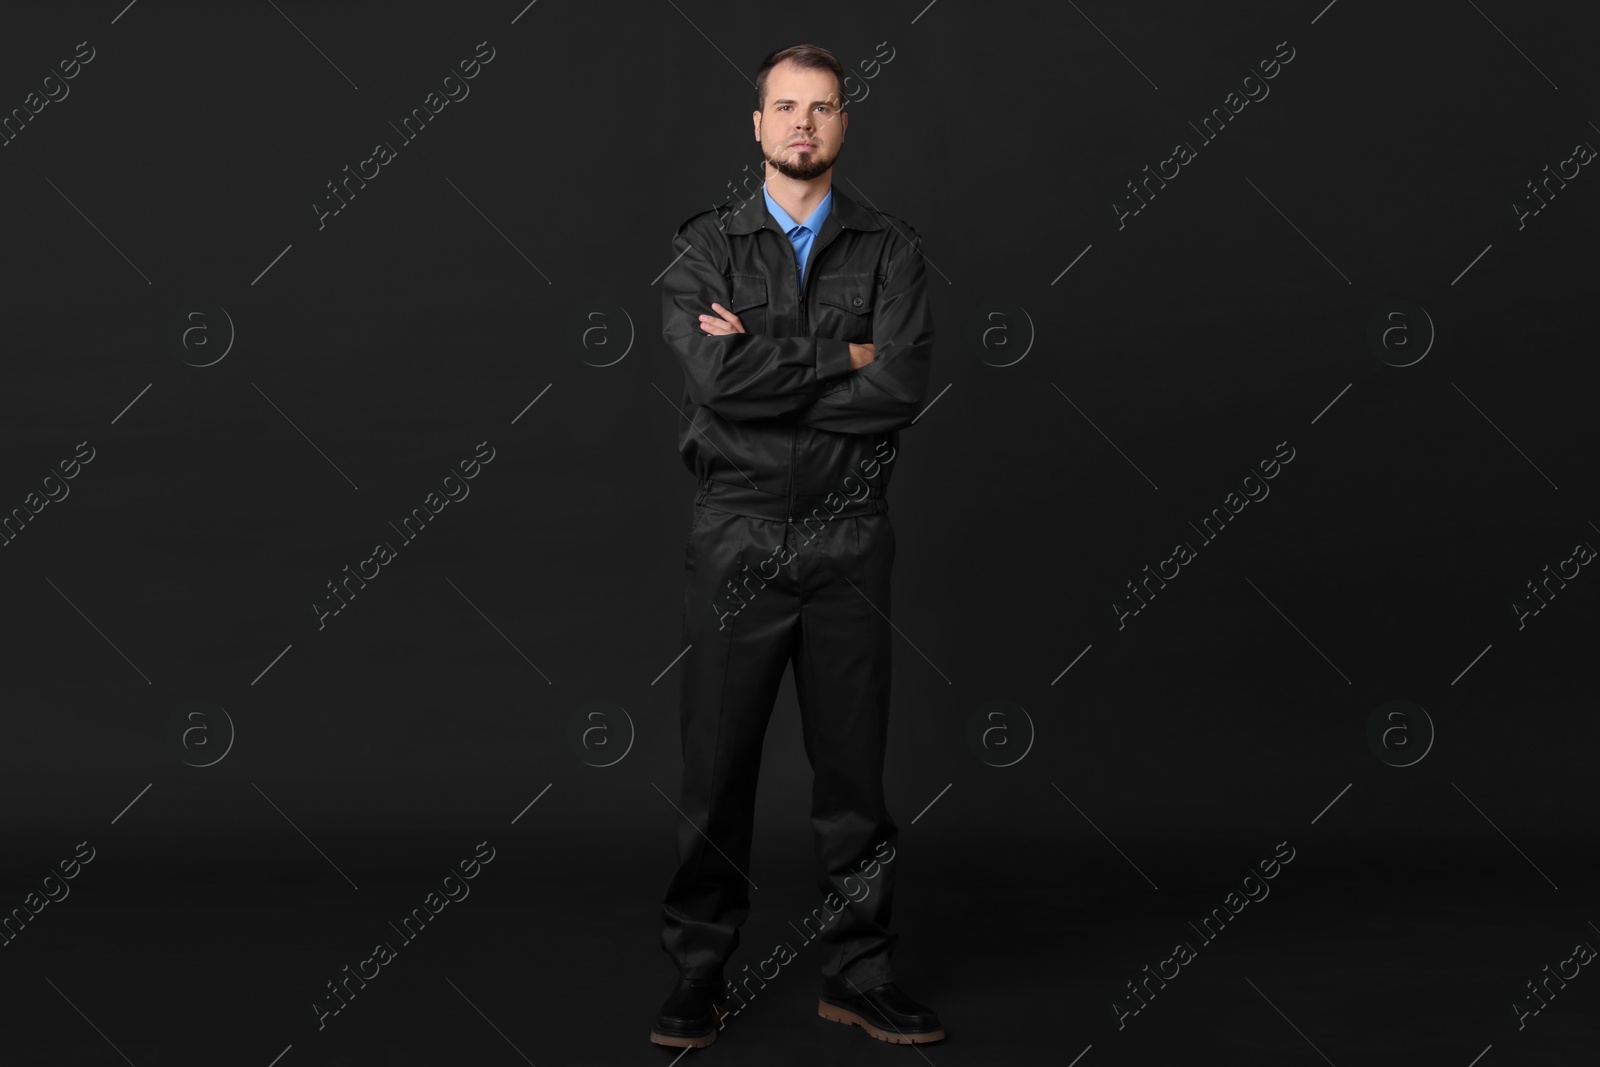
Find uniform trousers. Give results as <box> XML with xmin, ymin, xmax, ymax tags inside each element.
<box><xmin>660</xmin><ymin>488</ymin><xmax>900</xmax><ymax>994</ymax></box>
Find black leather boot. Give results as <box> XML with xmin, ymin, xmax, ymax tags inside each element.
<box><xmin>650</xmin><ymin>975</ymin><xmax>729</xmax><ymax>1048</ymax></box>
<box><xmin>818</xmin><ymin>981</ymin><xmax>946</xmax><ymax>1044</ymax></box>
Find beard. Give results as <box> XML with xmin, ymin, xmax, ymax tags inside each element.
<box><xmin>765</xmin><ymin>140</ymin><xmax>837</xmax><ymax>181</ymax></box>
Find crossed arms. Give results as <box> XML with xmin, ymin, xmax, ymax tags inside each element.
<box><xmin>661</xmin><ymin>214</ymin><xmax>934</xmax><ymax>434</ymax></box>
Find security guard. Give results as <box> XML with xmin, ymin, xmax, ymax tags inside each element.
<box><xmin>651</xmin><ymin>44</ymin><xmax>942</xmax><ymax>1049</ymax></box>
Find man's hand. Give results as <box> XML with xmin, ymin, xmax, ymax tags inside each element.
<box><xmin>698</xmin><ymin>303</ymin><xmax>746</xmax><ymax>335</ymax></box>
<box><xmin>849</xmin><ymin>343</ymin><xmax>875</xmax><ymax>370</ymax></box>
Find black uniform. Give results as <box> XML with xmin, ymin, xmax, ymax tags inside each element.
<box><xmin>658</xmin><ymin>185</ymin><xmax>934</xmax><ymax>994</ymax></box>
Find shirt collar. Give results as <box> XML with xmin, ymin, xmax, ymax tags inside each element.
<box><xmin>762</xmin><ymin>184</ymin><xmax>832</xmax><ymax>237</ymax></box>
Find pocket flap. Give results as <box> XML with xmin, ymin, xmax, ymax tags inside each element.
<box><xmin>816</xmin><ymin>277</ymin><xmax>875</xmax><ymax>314</ymax></box>
<box><xmin>728</xmin><ymin>273</ymin><xmax>769</xmax><ymax>313</ymax></box>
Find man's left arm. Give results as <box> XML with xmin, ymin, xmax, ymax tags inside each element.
<box><xmin>791</xmin><ymin>223</ymin><xmax>934</xmax><ymax>434</ymax></box>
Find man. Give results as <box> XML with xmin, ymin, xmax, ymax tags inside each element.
<box><xmin>651</xmin><ymin>43</ymin><xmax>942</xmax><ymax>1049</ymax></box>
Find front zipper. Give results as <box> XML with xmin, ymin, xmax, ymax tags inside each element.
<box><xmin>786</xmin><ymin>428</ymin><xmax>796</xmax><ymax>529</ymax></box>
<box><xmin>789</xmin><ymin>253</ymin><xmax>810</xmax><ymax>527</ymax></box>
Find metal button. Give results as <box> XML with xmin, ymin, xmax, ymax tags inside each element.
<box><xmin>853</xmin><ymin>296</ymin><xmax>863</xmax><ymax>306</ymax></box>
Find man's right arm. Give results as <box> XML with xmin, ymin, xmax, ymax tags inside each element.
<box><xmin>662</xmin><ymin>215</ymin><xmax>855</xmax><ymax>421</ymax></box>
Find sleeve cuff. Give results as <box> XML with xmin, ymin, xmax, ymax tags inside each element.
<box><xmin>815</xmin><ymin>338</ymin><xmax>854</xmax><ymax>382</ymax></box>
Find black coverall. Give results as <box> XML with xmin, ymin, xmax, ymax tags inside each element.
<box><xmin>658</xmin><ymin>185</ymin><xmax>934</xmax><ymax>995</ymax></box>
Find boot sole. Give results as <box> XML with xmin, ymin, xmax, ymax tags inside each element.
<box><xmin>650</xmin><ymin>1002</ymin><xmax>730</xmax><ymax>1047</ymax></box>
<box><xmin>649</xmin><ymin>1027</ymin><xmax>716</xmax><ymax>1048</ymax></box>
<box><xmin>817</xmin><ymin>999</ymin><xmax>946</xmax><ymax>1044</ymax></box>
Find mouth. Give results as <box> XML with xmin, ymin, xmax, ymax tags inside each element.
<box><xmin>789</xmin><ymin>142</ymin><xmax>815</xmax><ymax>150</ymax></box>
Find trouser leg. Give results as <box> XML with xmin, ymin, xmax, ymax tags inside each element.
<box><xmin>660</xmin><ymin>506</ymin><xmax>797</xmax><ymax>980</ymax></box>
<box><xmin>790</xmin><ymin>511</ymin><xmax>900</xmax><ymax>994</ymax></box>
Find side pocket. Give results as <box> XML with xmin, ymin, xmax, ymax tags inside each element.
<box><xmin>684</xmin><ymin>503</ymin><xmax>708</xmax><ymax>566</ymax></box>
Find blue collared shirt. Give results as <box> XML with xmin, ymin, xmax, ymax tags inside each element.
<box><xmin>762</xmin><ymin>185</ymin><xmax>833</xmax><ymax>293</ymax></box>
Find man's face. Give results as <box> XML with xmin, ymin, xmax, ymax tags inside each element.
<box><xmin>754</xmin><ymin>60</ymin><xmax>847</xmax><ymax>181</ymax></box>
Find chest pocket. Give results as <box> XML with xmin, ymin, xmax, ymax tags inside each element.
<box><xmin>727</xmin><ymin>272</ymin><xmax>770</xmax><ymax>335</ymax></box>
<box><xmin>813</xmin><ymin>272</ymin><xmax>877</xmax><ymax>344</ymax></box>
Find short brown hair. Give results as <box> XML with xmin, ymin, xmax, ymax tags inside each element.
<box><xmin>754</xmin><ymin>44</ymin><xmax>845</xmax><ymax>113</ymax></box>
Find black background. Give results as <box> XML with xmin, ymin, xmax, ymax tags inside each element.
<box><xmin>1</xmin><ymin>1</ymin><xmax>1596</xmax><ymax>1064</ymax></box>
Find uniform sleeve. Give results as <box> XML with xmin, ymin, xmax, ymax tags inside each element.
<box><xmin>791</xmin><ymin>224</ymin><xmax>934</xmax><ymax>434</ymax></box>
<box><xmin>662</xmin><ymin>215</ymin><xmax>854</xmax><ymax>421</ymax></box>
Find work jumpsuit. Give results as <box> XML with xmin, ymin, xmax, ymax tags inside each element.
<box><xmin>657</xmin><ymin>182</ymin><xmax>934</xmax><ymax>996</ymax></box>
